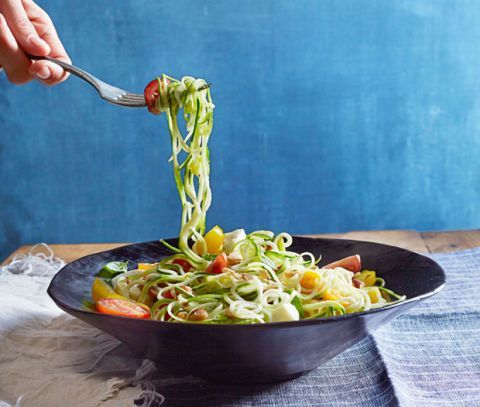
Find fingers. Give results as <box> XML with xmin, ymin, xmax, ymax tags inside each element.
<box><xmin>0</xmin><ymin>0</ymin><xmax>50</xmax><ymax>56</ymax></box>
<box><xmin>0</xmin><ymin>0</ymin><xmax>70</xmax><ymax>86</ymax></box>
<box><xmin>29</xmin><ymin>59</ymin><xmax>68</xmax><ymax>85</ymax></box>
<box><xmin>0</xmin><ymin>12</ymin><xmax>32</xmax><ymax>84</ymax></box>
<box><xmin>24</xmin><ymin>0</ymin><xmax>70</xmax><ymax>85</ymax></box>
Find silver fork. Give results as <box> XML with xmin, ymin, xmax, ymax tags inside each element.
<box><xmin>29</xmin><ymin>55</ymin><xmax>147</xmax><ymax>107</ymax></box>
<box><xmin>28</xmin><ymin>55</ymin><xmax>210</xmax><ymax>108</ymax></box>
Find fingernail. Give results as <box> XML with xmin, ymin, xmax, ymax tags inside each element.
<box><xmin>34</xmin><ymin>66</ymin><xmax>51</xmax><ymax>80</ymax></box>
<box><xmin>27</xmin><ymin>34</ymin><xmax>48</xmax><ymax>49</ymax></box>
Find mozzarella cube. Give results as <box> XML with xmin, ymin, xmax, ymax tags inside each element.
<box><xmin>271</xmin><ymin>303</ymin><xmax>300</xmax><ymax>322</ymax></box>
<box><xmin>223</xmin><ymin>229</ymin><xmax>247</xmax><ymax>253</ymax></box>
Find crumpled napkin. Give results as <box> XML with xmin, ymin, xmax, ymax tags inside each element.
<box><xmin>0</xmin><ymin>244</ymin><xmax>163</xmax><ymax>407</ymax></box>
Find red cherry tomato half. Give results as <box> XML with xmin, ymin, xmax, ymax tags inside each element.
<box><xmin>158</xmin><ymin>304</ymin><xmax>171</xmax><ymax>321</ymax></box>
<box><xmin>324</xmin><ymin>255</ymin><xmax>361</xmax><ymax>274</ymax></box>
<box><xmin>148</xmin><ymin>287</ymin><xmax>159</xmax><ymax>301</ymax></box>
<box><xmin>144</xmin><ymin>79</ymin><xmax>161</xmax><ymax>114</ymax></box>
<box><xmin>144</xmin><ymin>77</ymin><xmax>171</xmax><ymax>115</ymax></box>
<box><xmin>96</xmin><ymin>298</ymin><xmax>150</xmax><ymax>319</ymax></box>
<box><xmin>162</xmin><ymin>289</ymin><xmax>176</xmax><ymax>299</ymax></box>
<box><xmin>352</xmin><ymin>277</ymin><xmax>363</xmax><ymax>288</ymax></box>
<box><xmin>206</xmin><ymin>252</ymin><xmax>228</xmax><ymax>274</ymax></box>
<box><xmin>173</xmin><ymin>259</ymin><xmax>193</xmax><ymax>273</ymax></box>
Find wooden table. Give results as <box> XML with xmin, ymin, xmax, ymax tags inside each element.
<box><xmin>2</xmin><ymin>229</ymin><xmax>480</xmax><ymax>266</ymax></box>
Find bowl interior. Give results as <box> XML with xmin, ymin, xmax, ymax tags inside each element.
<box><xmin>48</xmin><ymin>236</ymin><xmax>446</xmax><ymax>319</ymax></box>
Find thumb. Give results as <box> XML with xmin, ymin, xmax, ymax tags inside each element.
<box><xmin>1</xmin><ymin>0</ymin><xmax>50</xmax><ymax>56</ymax></box>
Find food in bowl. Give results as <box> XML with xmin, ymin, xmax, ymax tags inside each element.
<box><xmin>91</xmin><ymin>75</ymin><xmax>405</xmax><ymax>323</ymax></box>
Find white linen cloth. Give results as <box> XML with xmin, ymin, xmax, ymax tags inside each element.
<box><xmin>0</xmin><ymin>245</ymin><xmax>163</xmax><ymax>407</ymax></box>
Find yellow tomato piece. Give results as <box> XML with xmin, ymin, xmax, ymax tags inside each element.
<box><xmin>204</xmin><ymin>225</ymin><xmax>224</xmax><ymax>254</ymax></box>
<box><xmin>323</xmin><ymin>290</ymin><xmax>338</xmax><ymax>301</ymax></box>
<box><xmin>368</xmin><ymin>287</ymin><xmax>382</xmax><ymax>304</ymax></box>
<box><xmin>356</xmin><ymin>270</ymin><xmax>377</xmax><ymax>287</ymax></box>
<box><xmin>138</xmin><ymin>263</ymin><xmax>156</xmax><ymax>271</ymax></box>
<box><xmin>192</xmin><ymin>239</ymin><xmax>206</xmax><ymax>256</ymax></box>
<box><xmin>91</xmin><ymin>278</ymin><xmax>124</xmax><ymax>303</ymax></box>
<box><xmin>300</xmin><ymin>271</ymin><xmax>319</xmax><ymax>289</ymax></box>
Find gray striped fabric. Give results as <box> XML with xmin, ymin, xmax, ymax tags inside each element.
<box><xmin>151</xmin><ymin>248</ymin><xmax>480</xmax><ymax>406</ymax></box>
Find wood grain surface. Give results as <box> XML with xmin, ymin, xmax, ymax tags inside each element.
<box><xmin>2</xmin><ymin>229</ymin><xmax>480</xmax><ymax>266</ymax></box>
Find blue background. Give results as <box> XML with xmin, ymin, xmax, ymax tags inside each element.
<box><xmin>1</xmin><ymin>0</ymin><xmax>479</xmax><ymax>260</ymax></box>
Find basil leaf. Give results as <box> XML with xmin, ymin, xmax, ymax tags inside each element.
<box><xmin>96</xmin><ymin>261</ymin><xmax>128</xmax><ymax>279</ymax></box>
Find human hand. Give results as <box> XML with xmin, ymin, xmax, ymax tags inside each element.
<box><xmin>0</xmin><ymin>0</ymin><xmax>70</xmax><ymax>85</ymax></box>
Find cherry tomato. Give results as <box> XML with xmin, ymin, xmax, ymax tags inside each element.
<box><xmin>148</xmin><ymin>287</ymin><xmax>159</xmax><ymax>301</ymax></box>
<box><xmin>206</xmin><ymin>252</ymin><xmax>228</xmax><ymax>274</ymax></box>
<box><xmin>324</xmin><ymin>255</ymin><xmax>361</xmax><ymax>274</ymax></box>
<box><xmin>138</xmin><ymin>263</ymin><xmax>156</xmax><ymax>271</ymax></box>
<box><xmin>300</xmin><ymin>271</ymin><xmax>320</xmax><ymax>290</ymax></box>
<box><xmin>91</xmin><ymin>278</ymin><xmax>124</xmax><ymax>303</ymax></box>
<box><xmin>146</xmin><ymin>289</ymin><xmax>172</xmax><ymax>320</ymax></box>
<box><xmin>160</xmin><ymin>304</ymin><xmax>172</xmax><ymax>321</ymax></box>
<box><xmin>162</xmin><ymin>289</ymin><xmax>176</xmax><ymax>299</ymax></box>
<box><xmin>204</xmin><ymin>225</ymin><xmax>224</xmax><ymax>254</ymax></box>
<box><xmin>352</xmin><ymin>278</ymin><xmax>363</xmax><ymax>288</ymax></box>
<box><xmin>144</xmin><ymin>77</ymin><xmax>170</xmax><ymax>114</ymax></box>
<box><xmin>96</xmin><ymin>298</ymin><xmax>150</xmax><ymax>319</ymax></box>
<box><xmin>172</xmin><ymin>259</ymin><xmax>193</xmax><ymax>272</ymax></box>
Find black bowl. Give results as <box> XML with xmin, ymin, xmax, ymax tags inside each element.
<box><xmin>48</xmin><ymin>237</ymin><xmax>445</xmax><ymax>383</ymax></box>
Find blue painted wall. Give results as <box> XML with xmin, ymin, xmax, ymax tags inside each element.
<box><xmin>1</xmin><ymin>0</ymin><xmax>480</xmax><ymax>259</ymax></box>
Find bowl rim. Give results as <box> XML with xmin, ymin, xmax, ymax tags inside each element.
<box><xmin>47</xmin><ymin>236</ymin><xmax>446</xmax><ymax>329</ymax></box>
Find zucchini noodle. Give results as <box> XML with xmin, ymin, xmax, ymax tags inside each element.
<box><xmin>157</xmin><ymin>75</ymin><xmax>214</xmax><ymax>268</ymax></box>
<box><xmin>93</xmin><ymin>74</ymin><xmax>406</xmax><ymax>324</ymax></box>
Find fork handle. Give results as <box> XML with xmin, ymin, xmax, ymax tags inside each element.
<box><xmin>27</xmin><ymin>54</ymin><xmax>102</xmax><ymax>92</ymax></box>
